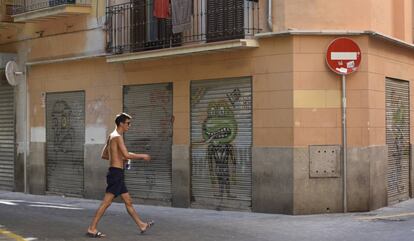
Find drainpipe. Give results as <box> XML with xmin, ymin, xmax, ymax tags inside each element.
<box><xmin>23</xmin><ymin>65</ymin><xmax>28</xmax><ymax>194</ymax></box>
<box><xmin>267</xmin><ymin>0</ymin><xmax>273</xmax><ymax>31</ymax></box>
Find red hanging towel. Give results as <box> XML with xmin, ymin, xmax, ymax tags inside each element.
<box><xmin>154</xmin><ymin>0</ymin><xmax>170</xmax><ymax>18</ymax></box>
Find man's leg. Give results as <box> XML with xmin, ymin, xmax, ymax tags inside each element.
<box><xmin>88</xmin><ymin>192</ymin><xmax>115</xmax><ymax>234</ymax></box>
<box><xmin>121</xmin><ymin>192</ymin><xmax>149</xmax><ymax>231</ymax></box>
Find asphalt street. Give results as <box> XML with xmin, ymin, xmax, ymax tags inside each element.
<box><xmin>1</xmin><ymin>191</ymin><xmax>414</xmax><ymax>241</ymax></box>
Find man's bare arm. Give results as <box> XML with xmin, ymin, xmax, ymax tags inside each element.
<box><xmin>101</xmin><ymin>137</ymin><xmax>110</xmax><ymax>160</ymax></box>
<box><xmin>116</xmin><ymin>137</ymin><xmax>151</xmax><ymax>161</ymax></box>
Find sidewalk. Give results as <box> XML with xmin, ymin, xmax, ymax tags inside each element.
<box><xmin>0</xmin><ymin>226</ymin><xmax>29</xmax><ymax>241</ymax></box>
<box><xmin>1</xmin><ymin>191</ymin><xmax>414</xmax><ymax>241</ymax></box>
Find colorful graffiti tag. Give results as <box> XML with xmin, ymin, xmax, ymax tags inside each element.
<box><xmin>203</xmin><ymin>100</ymin><xmax>238</xmax><ymax>197</ymax></box>
<box><xmin>191</xmin><ymin>79</ymin><xmax>252</xmax><ymax>206</ymax></box>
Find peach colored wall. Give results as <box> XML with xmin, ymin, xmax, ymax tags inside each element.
<box><xmin>26</xmin><ymin>14</ymin><xmax>105</xmax><ymax>61</ymax></box>
<box><xmin>278</xmin><ymin>0</ymin><xmax>413</xmax><ymax>43</ymax></box>
<box><xmin>404</xmin><ymin>0</ymin><xmax>413</xmax><ymax>43</ymax></box>
<box><xmin>280</xmin><ymin>0</ymin><xmax>371</xmax><ymax>32</ymax></box>
<box><xmin>3</xmin><ymin>0</ymin><xmax>414</xmax><ymax>61</ymax></box>
<box><xmin>0</xmin><ymin>1</ymin><xmax>106</xmax><ymax>59</ymax></box>
<box><xmin>29</xmin><ymin>58</ymin><xmax>123</xmax><ymax>144</ymax></box>
<box><xmin>292</xmin><ymin>35</ymin><xmax>369</xmax><ymax>148</ymax></box>
<box><xmin>27</xmin><ymin>34</ymin><xmax>414</xmax><ymax>148</ymax></box>
<box><xmin>393</xmin><ymin>0</ymin><xmax>406</xmax><ymax>41</ymax></box>
<box><xmin>121</xmin><ymin>37</ymin><xmax>294</xmax><ymax>146</ymax></box>
<box><xmin>370</xmin><ymin>0</ymin><xmax>393</xmax><ymax>38</ymax></box>
<box><xmin>291</xmin><ymin>35</ymin><xmax>414</xmax><ymax>148</ymax></box>
<box><xmin>366</xmin><ymin>37</ymin><xmax>414</xmax><ymax>143</ymax></box>
<box><xmin>28</xmin><ymin>37</ymin><xmax>295</xmax><ymax>147</ymax></box>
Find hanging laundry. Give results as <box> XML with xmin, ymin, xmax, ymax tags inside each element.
<box><xmin>171</xmin><ymin>0</ymin><xmax>193</xmax><ymax>33</ymax></box>
<box><xmin>154</xmin><ymin>0</ymin><xmax>170</xmax><ymax>19</ymax></box>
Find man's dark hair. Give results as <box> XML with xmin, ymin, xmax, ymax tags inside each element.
<box><xmin>115</xmin><ymin>113</ymin><xmax>132</xmax><ymax>126</ymax></box>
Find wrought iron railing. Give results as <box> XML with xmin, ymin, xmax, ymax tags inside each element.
<box><xmin>11</xmin><ymin>0</ymin><xmax>91</xmax><ymax>15</ymax></box>
<box><xmin>106</xmin><ymin>0</ymin><xmax>260</xmax><ymax>55</ymax></box>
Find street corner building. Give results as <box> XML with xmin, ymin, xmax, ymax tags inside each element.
<box><xmin>0</xmin><ymin>0</ymin><xmax>413</xmax><ymax>215</ymax></box>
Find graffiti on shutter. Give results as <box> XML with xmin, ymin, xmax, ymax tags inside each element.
<box><xmin>191</xmin><ymin>77</ymin><xmax>252</xmax><ymax>211</ymax></box>
<box><xmin>46</xmin><ymin>91</ymin><xmax>85</xmax><ymax>197</ymax></box>
<box><xmin>386</xmin><ymin>78</ymin><xmax>410</xmax><ymax>204</ymax></box>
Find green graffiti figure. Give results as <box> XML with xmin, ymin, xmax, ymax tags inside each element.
<box><xmin>202</xmin><ymin>100</ymin><xmax>237</xmax><ymax>198</ymax></box>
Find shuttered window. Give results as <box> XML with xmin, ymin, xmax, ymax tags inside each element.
<box><xmin>206</xmin><ymin>0</ymin><xmax>245</xmax><ymax>42</ymax></box>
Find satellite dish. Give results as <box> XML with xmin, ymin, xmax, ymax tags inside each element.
<box><xmin>5</xmin><ymin>61</ymin><xmax>23</xmax><ymax>86</ymax></box>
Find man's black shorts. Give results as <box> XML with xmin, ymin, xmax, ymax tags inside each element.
<box><xmin>106</xmin><ymin>167</ymin><xmax>128</xmax><ymax>197</ymax></box>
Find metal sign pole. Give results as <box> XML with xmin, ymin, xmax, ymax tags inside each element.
<box><xmin>326</xmin><ymin>37</ymin><xmax>361</xmax><ymax>213</ymax></box>
<box><xmin>341</xmin><ymin>74</ymin><xmax>347</xmax><ymax>213</ymax></box>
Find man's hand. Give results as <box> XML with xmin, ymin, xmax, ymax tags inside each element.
<box><xmin>142</xmin><ymin>154</ymin><xmax>151</xmax><ymax>161</ymax></box>
<box><xmin>101</xmin><ymin>136</ymin><xmax>110</xmax><ymax>160</ymax></box>
<box><xmin>129</xmin><ymin>152</ymin><xmax>151</xmax><ymax>161</ymax></box>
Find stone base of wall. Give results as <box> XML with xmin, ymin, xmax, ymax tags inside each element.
<box><xmin>84</xmin><ymin>144</ymin><xmax>107</xmax><ymax>200</ymax></box>
<box><xmin>293</xmin><ymin>145</ymin><xmax>387</xmax><ymax>214</ymax></box>
<box><xmin>251</xmin><ymin>145</ymin><xmax>387</xmax><ymax>214</ymax></box>
<box><xmin>28</xmin><ymin>142</ymin><xmax>46</xmax><ymax>195</ymax></box>
<box><xmin>252</xmin><ymin>147</ymin><xmax>294</xmax><ymax>214</ymax></box>
<box><xmin>172</xmin><ymin>144</ymin><xmax>190</xmax><ymax>208</ymax></box>
<box><xmin>14</xmin><ymin>152</ymin><xmax>25</xmax><ymax>192</ymax></box>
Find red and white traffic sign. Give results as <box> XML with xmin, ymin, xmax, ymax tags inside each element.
<box><xmin>326</xmin><ymin>38</ymin><xmax>361</xmax><ymax>75</ymax></box>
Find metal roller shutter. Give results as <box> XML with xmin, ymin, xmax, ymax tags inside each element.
<box><xmin>386</xmin><ymin>78</ymin><xmax>410</xmax><ymax>204</ymax></box>
<box><xmin>191</xmin><ymin>77</ymin><xmax>252</xmax><ymax>211</ymax></box>
<box><xmin>123</xmin><ymin>83</ymin><xmax>173</xmax><ymax>203</ymax></box>
<box><xmin>0</xmin><ymin>74</ymin><xmax>15</xmax><ymax>191</ymax></box>
<box><xmin>46</xmin><ymin>91</ymin><xmax>85</xmax><ymax>197</ymax></box>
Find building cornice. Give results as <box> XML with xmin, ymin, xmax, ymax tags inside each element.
<box><xmin>25</xmin><ymin>30</ymin><xmax>414</xmax><ymax>66</ymax></box>
<box><xmin>26</xmin><ymin>52</ymin><xmax>107</xmax><ymax>66</ymax></box>
<box><xmin>255</xmin><ymin>30</ymin><xmax>414</xmax><ymax>50</ymax></box>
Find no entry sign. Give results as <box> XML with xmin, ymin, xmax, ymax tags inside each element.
<box><xmin>326</xmin><ymin>38</ymin><xmax>362</xmax><ymax>212</ymax></box>
<box><xmin>326</xmin><ymin>38</ymin><xmax>361</xmax><ymax>75</ymax></box>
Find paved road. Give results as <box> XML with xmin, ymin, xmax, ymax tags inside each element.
<box><xmin>1</xmin><ymin>191</ymin><xmax>414</xmax><ymax>241</ymax></box>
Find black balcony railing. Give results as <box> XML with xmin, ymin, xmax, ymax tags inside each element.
<box><xmin>106</xmin><ymin>0</ymin><xmax>260</xmax><ymax>55</ymax></box>
<box><xmin>12</xmin><ymin>0</ymin><xmax>91</xmax><ymax>15</ymax></box>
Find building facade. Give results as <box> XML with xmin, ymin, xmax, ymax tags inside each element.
<box><xmin>0</xmin><ymin>0</ymin><xmax>413</xmax><ymax>214</ymax></box>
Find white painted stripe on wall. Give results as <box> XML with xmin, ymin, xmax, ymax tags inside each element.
<box><xmin>85</xmin><ymin>125</ymin><xmax>107</xmax><ymax>144</ymax></box>
<box><xmin>331</xmin><ymin>52</ymin><xmax>358</xmax><ymax>60</ymax></box>
<box><xmin>30</xmin><ymin>127</ymin><xmax>46</xmax><ymax>142</ymax></box>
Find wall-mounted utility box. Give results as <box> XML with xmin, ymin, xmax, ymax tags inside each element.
<box><xmin>309</xmin><ymin>145</ymin><xmax>341</xmax><ymax>178</ymax></box>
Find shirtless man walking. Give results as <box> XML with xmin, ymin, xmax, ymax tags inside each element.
<box><xmin>87</xmin><ymin>113</ymin><xmax>154</xmax><ymax>238</ymax></box>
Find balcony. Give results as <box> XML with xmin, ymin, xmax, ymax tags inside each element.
<box><xmin>0</xmin><ymin>0</ymin><xmax>13</xmax><ymax>22</ymax></box>
<box><xmin>11</xmin><ymin>0</ymin><xmax>92</xmax><ymax>23</ymax></box>
<box><xmin>106</xmin><ymin>0</ymin><xmax>260</xmax><ymax>62</ymax></box>
<box><xmin>0</xmin><ymin>0</ymin><xmax>23</xmax><ymax>30</ymax></box>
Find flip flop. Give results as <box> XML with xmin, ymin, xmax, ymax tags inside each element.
<box><xmin>86</xmin><ymin>231</ymin><xmax>106</xmax><ymax>238</ymax></box>
<box><xmin>140</xmin><ymin>220</ymin><xmax>155</xmax><ymax>234</ymax></box>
